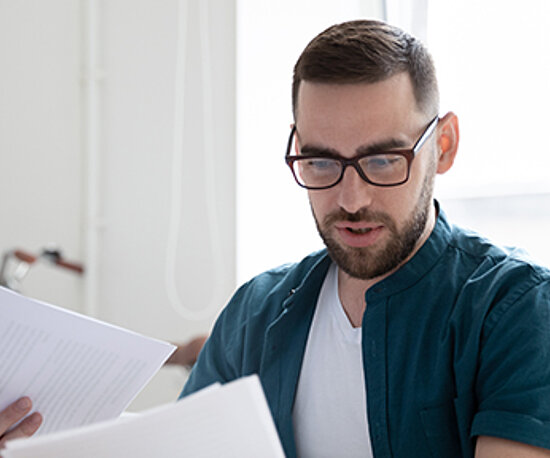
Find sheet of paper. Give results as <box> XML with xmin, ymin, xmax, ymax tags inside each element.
<box><xmin>3</xmin><ymin>375</ymin><xmax>285</xmax><ymax>458</ymax></box>
<box><xmin>0</xmin><ymin>286</ymin><xmax>175</xmax><ymax>435</ymax></box>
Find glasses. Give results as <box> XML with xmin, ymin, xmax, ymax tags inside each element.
<box><xmin>285</xmin><ymin>116</ymin><xmax>439</xmax><ymax>189</ymax></box>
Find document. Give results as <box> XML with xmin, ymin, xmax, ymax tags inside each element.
<box><xmin>0</xmin><ymin>286</ymin><xmax>175</xmax><ymax>435</ymax></box>
<box><xmin>3</xmin><ymin>375</ymin><xmax>285</xmax><ymax>458</ymax></box>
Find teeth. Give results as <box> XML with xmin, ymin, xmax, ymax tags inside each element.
<box><xmin>348</xmin><ymin>227</ymin><xmax>372</xmax><ymax>234</ymax></box>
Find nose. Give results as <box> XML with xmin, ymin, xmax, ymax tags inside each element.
<box><xmin>335</xmin><ymin>165</ymin><xmax>375</xmax><ymax>214</ymax></box>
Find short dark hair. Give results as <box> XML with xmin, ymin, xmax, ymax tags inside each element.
<box><xmin>292</xmin><ymin>19</ymin><xmax>439</xmax><ymax>118</ymax></box>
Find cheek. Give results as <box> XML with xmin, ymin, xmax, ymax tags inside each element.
<box><xmin>307</xmin><ymin>190</ymin><xmax>332</xmax><ymax>215</ymax></box>
<box><xmin>405</xmin><ymin>154</ymin><xmax>435</xmax><ymax>197</ymax></box>
<box><xmin>377</xmin><ymin>180</ymin><xmax>423</xmax><ymax>225</ymax></box>
<box><xmin>380</xmin><ymin>190</ymin><xmax>408</xmax><ymax>219</ymax></box>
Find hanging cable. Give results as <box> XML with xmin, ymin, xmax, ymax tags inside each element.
<box><xmin>165</xmin><ymin>0</ymin><xmax>225</xmax><ymax>321</ymax></box>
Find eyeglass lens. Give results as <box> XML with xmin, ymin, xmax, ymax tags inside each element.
<box><xmin>292</xmin><ymin>153</ymin><xmax>409</xmax><ymax>188</ymax></box>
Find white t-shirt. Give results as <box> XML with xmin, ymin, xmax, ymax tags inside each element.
<box><xmin>292</xmin><ymin>263</ymin><xmax>373</xmax><ymax>457</ymax></box>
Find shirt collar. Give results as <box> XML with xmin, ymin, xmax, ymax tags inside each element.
<box><xmin>365</xmin><ymin>199</ymin><xmax>453</xmax><ymax>298</ymax></box>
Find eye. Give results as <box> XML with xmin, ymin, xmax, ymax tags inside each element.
<box><xmin>307</xmin><ymin>158</ymin><xmax>337</xmax><ymax>169</ymax></box>
<box><xmin>360</xmin><ymin>154</ymin><xmax>407</xmax><ymax>179</ymax></box>
<box><xmin>364</xmin><ymin>155</ymin><xmax>396</xmax><ymax>169</ymax></box>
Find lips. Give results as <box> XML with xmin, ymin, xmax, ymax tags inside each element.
<box><xmin>334</xmin><ymin>222</ymin><xmax>384</xmax><ymax>248</ymax></box>
<box><xmin>346</xmin><ymin>227</ymin><xmax>373</xmax><ymax>234</ymax></box>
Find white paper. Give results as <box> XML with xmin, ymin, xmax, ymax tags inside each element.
<box><xmin>4</xmin><ymin>375</ymin><xmax>285</xmax><ymax>458</ymax></box>
<box><xmin>0</xmin><ymin>286</ymin><xmax>175</xmax><ymax>435</ymax></box>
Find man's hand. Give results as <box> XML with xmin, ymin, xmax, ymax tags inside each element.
<box><xmin>0</xmin><ymin>397</ymin><xmax>42</xmax><ymax>449</ymax></box>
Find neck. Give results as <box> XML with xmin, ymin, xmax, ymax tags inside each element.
<box><xmin>337</xmin><ymin>203</ymin><xmax>437</xmax><ymax>327</ymax></box>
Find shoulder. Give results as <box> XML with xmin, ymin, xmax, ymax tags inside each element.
<box><xmin>444</xmin><ymin>223</ymin><xmax>550</xmax><ymax>332</ymax></box>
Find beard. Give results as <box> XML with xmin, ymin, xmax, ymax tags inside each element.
<box><xmin>312</xmin><ymin>168</ymin><xmax>436</xmax><ymax>280</ymax></box>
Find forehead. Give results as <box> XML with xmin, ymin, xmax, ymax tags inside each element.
<box><xmin>295</xmin><ymin>73</ymin><xmax>422</xmax><ymax>143</ymax></box>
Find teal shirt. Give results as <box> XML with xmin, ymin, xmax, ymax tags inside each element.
<box><xmin>181</xmin><ymin>207</ymin><xmax>550</xmax><ymax>457</ymax></box>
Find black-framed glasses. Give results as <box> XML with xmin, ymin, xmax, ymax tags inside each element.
<box><xmin>285</xmin><ymin>116</ymin><xmax>439</xmax><ymax>189</ymax></box>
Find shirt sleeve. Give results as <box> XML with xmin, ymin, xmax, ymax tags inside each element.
<box><xmin>471</xmin><ymin>278</ymin><xmax>550</xmax><ymax>450</ymax></box>
<box><xmin>178</xmin><ymin>284</ymin><xmax>251</xmax><ymax>398</ymax></box>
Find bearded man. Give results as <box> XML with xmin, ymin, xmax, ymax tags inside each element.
<box><xmin>180</xmin><ymin>19</ymin><xmax>550</xmax><ymax>458</ymax></box>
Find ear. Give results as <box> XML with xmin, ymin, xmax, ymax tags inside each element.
<box><xmin>436</xmin><ymin>112</ymin><xmax>459</xmax><ymax>174</ymax></box>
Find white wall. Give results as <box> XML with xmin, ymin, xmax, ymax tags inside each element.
<box><xmin>0</xmin><ymin>0</ymin><xmax>236</xmax><ymax>410</ymax></box>
<box><xmin>0</xmin><ymin>0</ymin><xmax>84</xmax><ymax>311</ymax></box>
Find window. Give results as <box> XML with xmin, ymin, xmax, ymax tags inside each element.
<box><xmin>427</xmin><ymin>0</ymin><xmax>550</xmax><ymax>197</ymax></box>
<box><xmin>387</xmin><ymin>0</ymin><xmax>550</xmax><ymax>266</ymax></box>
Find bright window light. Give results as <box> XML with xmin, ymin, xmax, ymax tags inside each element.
<box><xmin>425</xmin><ymin>0</ymin><xmax>550</xmax><ymax>266</ymax></box>
<box><xmin>427</xmin><ymin>0</ymin><xmax>550</xmax><ymax>198</ymax></box>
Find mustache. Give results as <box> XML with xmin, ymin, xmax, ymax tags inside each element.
<box><xmin>323</xmin><ymin>207</ymin><xmax>394</xmax><ymax>226</ymax></box>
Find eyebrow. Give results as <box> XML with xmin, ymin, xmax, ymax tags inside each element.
<box><xmin>357</xmin><ymin>138</ymin><xmax>409</xmax><ymax>154</ymax></box>
<box><xmin>299</xmin><ymin>137</ymin><xmax>410</xmax><ymax>157</ymax></box>
<box><xmin>299</xmin><ymin>145</ymin><xmax>340</xmax><ymax>157</ymax></box>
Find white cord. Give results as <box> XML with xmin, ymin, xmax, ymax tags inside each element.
<box><xmin>198</xmin><ymin>0</ymin><xmax>226</xmax><ymax>310</ymax></box>
<box><xmin>165</xmin><ymin>0</ymin><xmax>225</xmax><ymax>321</ymax></box>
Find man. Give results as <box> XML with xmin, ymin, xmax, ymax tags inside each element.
<box><xmin>184</xmin><ymin>19</ymin><xmax>550</xmax><ymax>457</ymax></box>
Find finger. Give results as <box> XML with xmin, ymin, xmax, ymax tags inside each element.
<box><xmin>0</xmin><ymin>398</ymin><xmax>32</xmax><ymax>435</ymax></box>
<box><xmin>0</xmin><ymin>412</ymin><xmax>42</xmax><ymax>449</ymax></box>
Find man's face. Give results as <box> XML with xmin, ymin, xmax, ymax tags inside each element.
<box><xmin>294</xmin><ymin>74</ymin><xmax>438</xmax><ymax>280</ymax></box>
